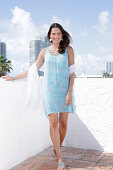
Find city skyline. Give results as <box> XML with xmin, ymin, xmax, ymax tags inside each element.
<box><xmin>106</xmin><ymin>61</ymin><xmax>113</xmax><ymax>74</ymax></box>
<box><xmin>0</xmin><ymin>41</ymin><xmax>6</xmax><ymax>58</ymax></box>
<box><xmin>0</xmin><ymin>0</ymin><xmax>113</xmax><ymax>75</ymax></box>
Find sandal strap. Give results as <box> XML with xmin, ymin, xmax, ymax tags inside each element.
<box><xmin>58</xmin><ymin>162</ymin><xmax>65</xmax><ymax>169</ymax></box>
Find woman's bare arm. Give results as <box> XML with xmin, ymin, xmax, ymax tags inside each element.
<box><xmin>67</xmin><ymin>46</ymin><xmax>75</xmax><ymax>94</ymax></box>
<box><xmin>14</xmin><ymin>70</ymin><xmax>28</xmax><ymax>80</ymax></box>
<box><xmin>35</xmin><ymin>48</ymin><xmax>45</xmax><ymax>69</ymax></box>
<box><xmin>1</xmin><ymin>48</ymin><xmax>46</xmax><ymax>81</ymax></box>
<box><xmin>1</xmin><ymin>69</ymin><xmax>28</xmax><ymax>81</ymax></box>
<box><xmin>65</xmin><ymin>46</ymin><xmax>75</xmax><ymax>106</ymax></box>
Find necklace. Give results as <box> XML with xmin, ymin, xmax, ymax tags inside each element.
<box><xmin>48</xmin><ymin>46</ymin><xmax>59</xmax><ymax>56</ymax></box>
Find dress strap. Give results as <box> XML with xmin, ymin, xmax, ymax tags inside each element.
<box><xmin>65</xmin><ymin>47</ymin><xmax>68</xmax><ymax>53</ymax></box>
<box><xmin>64</xmin><ymin>47</ymin><xmax>68</xmax><ymax>57</ymax></box>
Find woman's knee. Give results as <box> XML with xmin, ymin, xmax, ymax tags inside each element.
<box><xmin>49</xmin><ymin>113</ymin><xmax>59</xmax><ymax>130</ymax></box>
<box><xmin>59</xmin><ymin>112</ymin><xmax>68</xmax><ymax>129</ymax></box>
<box><xmin>60</xmin><ymin>119</ymin><xmax>68</xmax><ymax>129</ymax></box>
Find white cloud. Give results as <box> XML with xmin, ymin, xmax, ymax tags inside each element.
<box><xmin>105</xmin><ymin>55</ymin><xmax>113</xmax><ymax>62</ymax></box>
<box><xmin>9</xmin><ymin>60</ymin><xmax>29</xmax><ymax>76</ymax></box>
<box><xmin>75</xmin><ymin>53</ymin><xmax>107</xmax><ymax>75</ymax></box>
<box><xmin>75</xmin><ymin>54</ymin><xmax>87</xmax><ymax>75</ymax></box>
<box><xmin>0</xmin><ymin>6</ymin><xmax>40</xmax><ymax>62</ymax></box>
<box><xmin>51</xmin><ymin>15</ymin><xmax>70</xmax><ymax>28</ymax></box>
<box><xmin>95</xmin><ymin>41</ymin><xmax>113</xmax><ymax>54</ymax></box>
<box><xmin>94</xmin><ymin>11</ymin><xmax>110</xmax><ymax>34</ymax></box>
<box><xmin>0</xmin><ymin>7</ymin><xmax>71</xmax><ymax>58</ymax></box>
<box><xmin>81</xmin><ymin>26</ymin><xmax>88</xmax><ymax>36</ymax></box>
<box><xmin>0</xmin><ymin>6</ymin><xmax>72</xmax><ymax>74</ymax></box>
<box><xmin>39</xmin><ymin>15</ymin><xmax>72</xmax><ymax>37</ymax></box>
<box><xmin>38</xmin><ymin>16</ymin><xmax>71</xmax><ymax>41</ymax></box>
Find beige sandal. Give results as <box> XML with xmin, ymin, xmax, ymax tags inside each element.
<box><xmin>57</xmin><ymin>162</ymin><xmax>66</xmax><ymax>170</ymax></box>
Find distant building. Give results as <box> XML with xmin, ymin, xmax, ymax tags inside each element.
<box><xmin>0</xmin><ymin>40</ymin><xmax>6</xmax><ymax>58</ymax></box>
<box><xmin>30</xmin><ymin>36</ymin><xmax>50</xmax><ymax>65</ymax></box>
<box><xmin>0</xmin><ymin>40</ymin><xmax>7</xmax><ymax>75</ymax></box>
<box><xmin>106</xmin><ymin>61</ymin><xmax>113</xmax><ymax>74</ymax></box>
<box><xmin>30</xmin><ymin>36</ymin><xmax>50</xmax><ymax>76</ymax></box>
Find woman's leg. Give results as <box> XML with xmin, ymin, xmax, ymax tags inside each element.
<box><xmin>59</xmin><ymin>112</ymin><xmax>69</xmax><ymax>147</ymax></box>
<box><xmin>49</xmin><ymin>113</ymin><xmax>63</xmax><ymax>163</ymax></box>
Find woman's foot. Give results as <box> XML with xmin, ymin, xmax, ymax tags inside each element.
<box><xmin>57</xmin><ymin>162</ymin><xmax>66</xmax><ymax>170</ymax></box>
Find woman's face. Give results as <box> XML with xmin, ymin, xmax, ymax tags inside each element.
<box><xmin>50</xmin><ymin>27</ymin><xmax>63</xmax><ymax>44</ymax></box>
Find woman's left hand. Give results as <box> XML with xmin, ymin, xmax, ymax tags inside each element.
<box><xmin>65</xmin><ymin>91</ymin><xmax>72</xmax><ymax>106</ymax></box>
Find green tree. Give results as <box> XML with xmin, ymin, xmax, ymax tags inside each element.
<box><xmin>102</xmin><ymin>72</ymin><xmax>109</xmax><ymax>78</ymax></box>
<box><xmin>0</xmin><ymin>56</ymin><xmax>13</xmax><ymax>77</ymax></box>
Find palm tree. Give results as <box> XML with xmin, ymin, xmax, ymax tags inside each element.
<box><xmin>0</xmin><ymin>56</ymin><xmax>13</xmax><ymax>77</ymax></box>
<box><xmin>75</xmin><ymin>74</ymin><xmax>77</xmax><ymax>78</ymax></box>
<box><xmin>102</xmin><ymin>72</ymin><xmax>109</xmax><ymax>78</ymax></box>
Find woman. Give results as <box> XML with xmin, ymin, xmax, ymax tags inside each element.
<box><xmin>2</xmin><ymin>23</ymin><xmax>76</xmax><ymax>170</ymax></box>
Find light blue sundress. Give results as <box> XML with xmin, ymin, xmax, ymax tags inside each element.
<box><xmin>42</xmin><ymin>46</ymin><xmax>76</xmax><ymax>117</ymax></box>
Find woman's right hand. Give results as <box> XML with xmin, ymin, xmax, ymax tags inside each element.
<box><xmin>1</xmin><ymin>75</ymin><xmax>14</xmax><ymax>81</ymax></box>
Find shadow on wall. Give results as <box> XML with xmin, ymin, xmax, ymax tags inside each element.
<box><xmin>64</xmin><ymin>113</ymin><xmax>104</xmax><ymax>151</ymax></box>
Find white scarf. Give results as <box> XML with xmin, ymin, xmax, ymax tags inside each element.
<box><xmin>26</xmin><ymin>62</ymin><xmax>43</xmax><ymax>111</ymax></box>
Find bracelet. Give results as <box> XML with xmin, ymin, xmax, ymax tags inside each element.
<box><xmin>13</xmin><ymin>76</ymin><xmax>16</xmax><ymax>80</ymax></box>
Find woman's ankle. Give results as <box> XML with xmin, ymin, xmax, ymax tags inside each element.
<box><xmin>58</xmin><ymin>155</ymin><xmax>63</xmax><ymax>163</ymax></box>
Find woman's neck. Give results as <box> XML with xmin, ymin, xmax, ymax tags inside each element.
<box><xmin>51</xmin><ymin>43</ymin><xmax>59</xmax><ymax>49</ymax></box>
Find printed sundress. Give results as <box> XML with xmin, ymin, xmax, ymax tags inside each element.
<box><xmin>42</xmin><ymin>47</ymin><xmax>76</xmax><ymax>117</ymax></box>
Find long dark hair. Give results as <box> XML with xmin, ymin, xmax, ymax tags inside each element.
<box><xmin>47</xmin><ymin>23</ymin><xmax>72</xmax><ymax>54</ymax></box>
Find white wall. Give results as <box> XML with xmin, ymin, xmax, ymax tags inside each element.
<box><xmin>64</xmin><ymin>78</ymin><xmax>113</xmax><ymax>153</ymax></box>
<box><xmin>0</xmin><ymin>79</ymin><xmax>51</xmax><ymax>170</ymax></box>
<box><xmin>0</xmin><ymin>78</ymin><xmax>113</xmax><ymax>170</ymax></box>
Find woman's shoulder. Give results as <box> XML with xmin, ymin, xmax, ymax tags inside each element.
<box><xmin>40</xmin><ymin>47</ymin><xmax>46</xmax><ymax>53</ymax></box>
<box><xmin>41</xmin><ymin>46</ymin><xmax>50</xmax><ymax>53</ymax></box>
<box><xmin>67</xmin><ymin>46</ymin><xmax>74</xmax><ymax>55</ymax></box>
<box><xmin>40</xmin><ymin>48</ymin><xmax>46</xmax><ymax>56</ymax></box>
<box><xmin>67</xmin><ymin>45</ymin><xmax>74</xmax><ymax>52</ymax></box>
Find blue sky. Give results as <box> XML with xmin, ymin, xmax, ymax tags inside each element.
<box><xmin>0</xmin><ymin>0</ymin><xmax>113</xmax><ymax>75</ymax></box>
